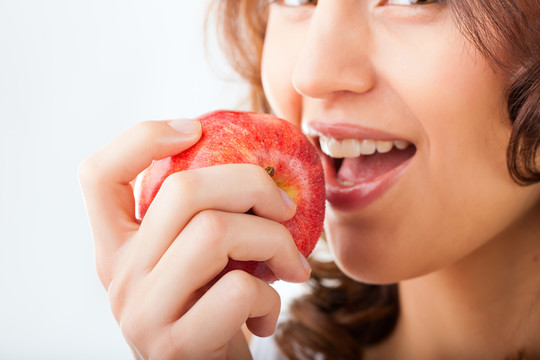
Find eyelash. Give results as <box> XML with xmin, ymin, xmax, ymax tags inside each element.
<box><xmin>387</xmin><ymin>0</ymin><xmax>437</xmax><ymax>5</ymax></box>
<box><xmin>270</xmin><ymin>0</ymin><xmax>318</xmax><ymax>6</ymax></box>
<box><xmin>270</xmin><ymin>0</ymin><xmax>439</xmax><ymax>6</ymax></box>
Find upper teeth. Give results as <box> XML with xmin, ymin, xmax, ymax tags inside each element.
<box><xmin>320</xmin><ymin>136</ymin><xmax>411</xmax><ymax>158</ymax></box>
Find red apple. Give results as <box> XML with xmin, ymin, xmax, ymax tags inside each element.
<box><xmin>135</xmin><ymin>110</ymin><xmax>325</xmax><ymax>282</ymax></box>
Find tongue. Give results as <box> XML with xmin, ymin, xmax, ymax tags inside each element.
<box><xmin>337</xmin><ymin>147</ymin><xmax>415</xmax><ymax>183</ymax></box>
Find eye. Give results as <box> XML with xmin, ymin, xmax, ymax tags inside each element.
<box><xmin>271</xmin><ymin>0</ymin><xmax>318</xmax><ymax>6</ymax></box>
<box><xmin>387</xmin><ymin>0</ymin><xmax>437</xmax><ymax>4</ymax></box>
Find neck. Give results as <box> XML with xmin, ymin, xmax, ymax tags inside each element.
<box><xmin>369</xmin><ymin>200</ymin><xmax>540</xmax><ymax>359</ymax></box>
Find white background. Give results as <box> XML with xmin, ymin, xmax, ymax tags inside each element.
<box><xmin>0</xmin><ymin>0</ymin><xmax>286</xmax><ymax>358</ymax></box>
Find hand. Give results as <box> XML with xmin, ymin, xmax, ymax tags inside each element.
<box><xmin>79</xmin><ymin>119</ymin><xmax>311</xmax><ymax>359</ymax></box>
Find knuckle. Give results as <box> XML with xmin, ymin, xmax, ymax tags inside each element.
<box><xmin>250</xmin><ymin>184</ymin><xmax>269</xmax><ymax>204</ymax></box>
<box><xmin>273</xmin><ymin>223</ymin><xmax>295</xmax><ymax>256</ymax></box>
<box><xmin>78</xmin><ymin>155</ymin><xmax>102</xmax><ymax>189</ymax></box>
<box><xmin>276</xmin><ymin>222</ymin><xmax>294</xmax><ymax>243</ymax></box>
<box><xmin>161</xmin><ymin>170</ymin><xmax>200</xmax><ymax>202</ymax></box>
<box><xmin>133</xmin><ymin>120</ymin><xmax>162</xmax><ymax>141</ymax></box>
<box><xmin>106</xmin><ymin>279</ymin><xmax>125</xmax><ymax>317</ymax></box>
<box><xmin>130</xmin><ymin>120</ymin><xmax>167</xmax><ymax>154</ymax></box>
<box><xmin>161</xmin><ymin>329</ymin><xmax>190</xmax><ymax>359</ymax></box>
<box><xmin>191</xmin><ymin>210</ymin><xmax>228</xmax><ymax>248</ymax></box>
<box><xmin>236</xmin><ymin>164</ymin><xmax>271</xmax><ymax>191</ymax></box>
<box><xmin>118</xmin><ymin>295</ymin><xmax>158</xmax><ymax>348</ymax></box>
<box><xmin>106</xmin><ymin>259</ymin><xmax>138</xmax><ymax>320</ymax></box>
<box><xmin>106</xmin><ymin>272</ymin><xmax>131</xmax><ymax>319</ymax></box>
<box><xmin>107</xmin><ymin>275</ymin><xmax>157</xmax><ymax>351</ymax></box>
<box><xmin>120</xmin><ymin>309</ymin><xmax>148</xmax><ymax>346</ymax></box>
<box><xmin>79</xmin><ymin>121</ymin><xmax>165</xmax><ymax>190</ymax></box>
<box><xmin>95</xmin><ymin>259</ymin><xmax>113</xmax><ymax>290</ymax></box>
<box><xmin>282</xmin><ymin>224</ymin><xmax>296</xmax><ymax>248</ymax></box>
<box><xmin>221</xmin><ymin>270</ymin><xmax>258</xmax><ymax>303</ymax></box>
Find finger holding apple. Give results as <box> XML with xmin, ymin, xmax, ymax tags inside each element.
<box><xmin>80</xmin><ymin>111</ymin><xmax>325</xmax><ymax>359</ymax></box>
<box><xmin>135</xmin><ymin>111</ymin><xmax>326</xmax><ymax>282</ymax></box>
<box><xmin>100</xmin><ymin>162</ymin><xmax>307</xmax><ymax>359</ymax></box>
<box><xmin>109</xmin><ymin>193</ymin><xmax>302</xmax><ymax>358</ymax></box>
<box><xmin>130</xmin><ymin>164</ymin><xmax>299</xmax><ymax>280</ymax></box>
<box><xmin>135</xmin><ymin>167</ymin><xmax>312</xmax><ymax>320</ymax></box>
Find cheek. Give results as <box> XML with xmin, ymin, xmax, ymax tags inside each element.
<box><xmin>379</xmin><ymin>26</ymin><xmax>510</xmax><ymax>168</ymax></box>
<box><xmin>261</xmin><ymin>12</ymin><xmax>305</xmax><ymax>126</ymax></box>
<box><xmin>378</xmin><ymin>22</ymin><xmax>518</xmax><ymax>222</ymax></box>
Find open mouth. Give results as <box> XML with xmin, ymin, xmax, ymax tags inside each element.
<box><xmin>320</xmin><ymin>136</ymin><xmax>417</xmax><ymax>186</ymax></box>
<box><xmin>303</xmin><ymin>121</ymin><xmax>417</xmax><ymax>210</ymax></box>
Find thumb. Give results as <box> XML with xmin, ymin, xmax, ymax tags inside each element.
<box><xmin>79</xmin><ymin>118</ymin><xmax>201</xmax><ymax>274</ymax></box>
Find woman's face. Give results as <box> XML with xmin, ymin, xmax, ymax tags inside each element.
<box><xmin>261</xmin><ymin>0</ymin><xmax>540</xmax><ymax>283</ymax></box>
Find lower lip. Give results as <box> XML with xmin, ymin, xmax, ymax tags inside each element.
<box><xmin>324</xmin><ymin>154</ymin><xmax>414</xmax><ymax>211</ymax></box>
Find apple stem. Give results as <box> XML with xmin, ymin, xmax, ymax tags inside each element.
<box><xmin>265</xmin><ymin>166</ymin><xmax>275</xmax><ymax>177</ymax></box>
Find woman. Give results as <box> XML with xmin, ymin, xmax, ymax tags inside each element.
<box><xmin>79</xmin><ymin>0</ymin><xmax>540</xmax><ymax>358</ymax></box>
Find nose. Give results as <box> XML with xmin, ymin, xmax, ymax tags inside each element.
<box><xmin>292</xmin><ymin>2</ymin><xmax>376</xmax><ymax>99</ymax></box>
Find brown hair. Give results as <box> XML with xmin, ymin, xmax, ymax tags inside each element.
<box><xmin>208</xmin><ymin>0</ymin><xmax>271</xmax><ymax>113</ymax></box>
<box><xmin>450</xmin><ymin>1</ymin><xmax>540</xmax><ymax>185</ymax></box>
<box><xmin>209</xmin><ymin>0</ymin><xmax>540</xmax><ymax>358</ymax></box>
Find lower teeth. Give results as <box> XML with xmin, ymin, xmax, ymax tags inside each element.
<box><xmin>338</xmin><ymin>179</ymin><xmax>355</xmax><ymax>187</ymax></box>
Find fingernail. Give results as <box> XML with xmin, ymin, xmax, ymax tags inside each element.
<box><xmin>299</xmin><ymin>252</ymin><xmax>311</xmax><ymax>274</ymax></box>
<box><xmin>168</xmin><ymin>118</ymin><xmax>201</xmax><ymax>135</ymax></box>
<box><xmin>279</xmin><ymin>188</ymin><xmax>296</xmax><ymax>211</ymax></box>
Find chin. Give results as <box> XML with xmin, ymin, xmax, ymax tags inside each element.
<box><xmin>333</xmin><ymin>253</ymin><xmax>407</xmax><ymax>285</ymax></box>
<box><xmin>324</xmin><ymin>222</ymin><xmax>439</xmax><ymax>285</ymax></box>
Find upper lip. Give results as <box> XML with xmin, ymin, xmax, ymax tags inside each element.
<box><xmin>303</xmin><ymin>121</ymin><xmax>414</xmax><ymax>144</ymax></box>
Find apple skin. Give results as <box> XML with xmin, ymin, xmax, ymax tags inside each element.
<box><xmin>135</xmin><ymin>110</ymin><xmax>325</xmax><ymax>282</ymax></box>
